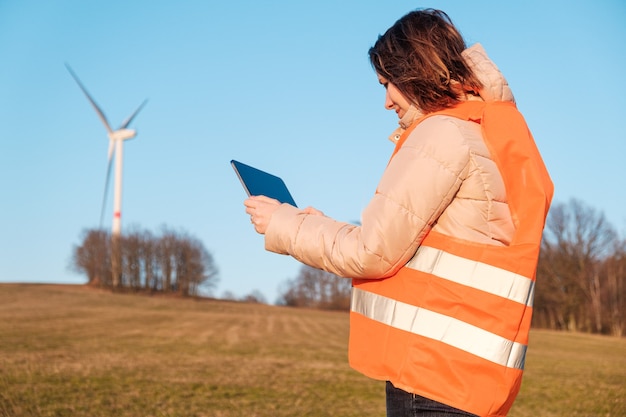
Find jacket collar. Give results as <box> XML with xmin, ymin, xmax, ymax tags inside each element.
<box><xmin>387</xmin><ymin>43</ymin><xmax>514</xmax><ymax>145</ymax></box>
<box><xmin>388</xmin><ymin>105</ymin><xmax>423</xmax><ymax>144</ymax></box>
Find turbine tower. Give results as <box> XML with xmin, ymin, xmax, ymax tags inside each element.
<box><xmin>66</xmin><ymin>64</ymin><xmax>147</xmax><ymax>237</ymax></box>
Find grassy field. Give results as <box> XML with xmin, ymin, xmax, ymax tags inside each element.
<box><xmin>0</xmin><ymin>284</ymin><xmax>624</xmax><ymax>417</ymax></box>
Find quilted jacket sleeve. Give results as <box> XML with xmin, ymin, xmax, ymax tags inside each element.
<box><xmin>264</xmin><ymin>117</ymin><xmax>471</xmax><ymax>279</ymax></box>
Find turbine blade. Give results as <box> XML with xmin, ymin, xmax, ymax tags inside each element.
<box><xmin>99</xmin><ymin>146</ymin><xmax>115</xmax><ymax>229</ymax></box>
<box><xmin>120</xmin><ymin>99</ymin><xmax>148</xmax><ymax>129</ymax></box>
<box><xmin>107</xmin><ymin>139</ymin><xmax>115</xmax><ymax>161</ymax></box>
<box><xmin>65</xmin><ymin>63</ymin><xmax>114</xmax><ymax>134</ymax></box>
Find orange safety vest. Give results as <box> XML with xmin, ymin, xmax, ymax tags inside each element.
<box><xmin>349</xmin><ymin>101</ymin><xmax>553</xmax><ymax>416</ymax></box>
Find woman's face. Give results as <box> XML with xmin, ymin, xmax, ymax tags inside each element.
<box><xmin>377</xmin><ymin>73</ymin><xmax>412</xmax><ymax>119</ymax></box>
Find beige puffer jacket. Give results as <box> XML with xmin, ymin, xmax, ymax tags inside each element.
<box><xmin>265</xmin><ymin>44</ymin><xmax>516</xmax><ymax>279</ymax></box>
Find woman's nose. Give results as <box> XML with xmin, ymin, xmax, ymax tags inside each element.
<box><xmin>384</xmin><ymin>93</ymin><xmax>394</xmax><ymax>110</ymax></box>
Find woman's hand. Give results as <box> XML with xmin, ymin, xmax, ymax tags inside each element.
<box><xmin>244</xmin><ymin>195</ymin><xmax>282</xmax><ymax>234</ymax></box>
<box><xmin>244</xmin><ymin>196</ymin><xmax>325</xmax><ymax>235</ymax></box>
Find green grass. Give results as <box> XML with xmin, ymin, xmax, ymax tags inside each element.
<box><xmin>0</xmin><ymin>284</ymin><xmax>624</xmax><ymax>417</ymax></box>
<box><xmin>515</xmin><ymin>329</ymin><xmax>625</xmax><ymax>417</ymax></box>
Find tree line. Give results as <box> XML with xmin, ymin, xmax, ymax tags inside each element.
<box><xmin>277</xmin><ymin>265</ymin><xmax>352</xmax><ymax>310</ymax></box>
<box><xmin>535</xmin><ymin>199</ymin><xmax>625</xmax><ymax>337</ymax></box>
<box><xmin>277</xmin><ymin>199</ymin><xmax>625</xmax><ymax>337</ymax></box>
<box><xmin>71</xmin><ymin>226</ymin><xmax>219</xmax><ymax>296</ymax></box>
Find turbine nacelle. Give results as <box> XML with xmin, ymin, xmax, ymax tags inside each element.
<box><xmin>108</xmin><ymin>128</ymin><xmax>137</xmax><ymax>142</ymax></box>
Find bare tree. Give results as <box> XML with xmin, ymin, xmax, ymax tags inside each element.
<box><xmin>71</xmin><ymin>229</ymin><xmax>111</xmax><ymax>286</ymax></box>
<box><xmin>157</xmin><ymin>227</ymin><xmax>177</xmax><ymax>292</ymax></box>
<box><xmin>279</xmin><ymin>265</ymin><xmax>351</xmax><ymax>310</ymax></box>
<box><xmin>71</xmin><ymin>226</ymin><xmax>219</xmax><ymax>297</ymax></box>
<box><xmin>537</xmin><ymin>199</ymin><xmax>618</xmax><ymax>333</ymax></box>
<box><xmin>172</xmin><ymin>232</ymin><xmax>219</xmax><ymax>296</ymax></box>
<box><xmin>242</xmin><ymin>289</ymin><xmax>268</xmax><ymax>304</ymax></box>
<box><xmin>221</xmin><ymin>290</ymin><xmax>237</xmax><ymax>301</ymax></box>
<box><xmin>139</xmin><ymin>229</ymin><xmax>157</xmax><ymax>291</ymax></box>
<box><xmin>603</xmin><ymin>239</ymin><xmax>626</xmax><ymax>336</ymax></box>
<box><xmin>121</xmin><ymin>228</ymin><xmax>142</xmax><ymax>289</ymax></box>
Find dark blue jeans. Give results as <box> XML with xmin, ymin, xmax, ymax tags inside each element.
<box><xmin>386</xmin><ymin>382</ymin><xmax>479</xmax><ymax>417</ymax></box>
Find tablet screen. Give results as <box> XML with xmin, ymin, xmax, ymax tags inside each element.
<box><xmin>231</xmin><ymin>160</ymin><xmax>297</xmax><ymax>207</ymax></box>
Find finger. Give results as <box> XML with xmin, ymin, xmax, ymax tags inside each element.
<box><xmin>303</xmin><ymin>206</ymin><xmax>324</xmax><ymax>216</ymax></box>
<box><xmin>251</xmin><ymin>195</ymin><xmax>281</xmax><ymax>205</ymax></box>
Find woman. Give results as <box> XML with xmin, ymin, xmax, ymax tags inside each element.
<box><xmin>244</xmin><ymin>9</ymin><xmax>553</xmax><ymax>417</ymax></box>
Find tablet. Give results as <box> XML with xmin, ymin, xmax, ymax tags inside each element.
<box><xmin>231</xmin><ymin>160</ymin><xmax>297</xmax><ymax>207</ymax></box>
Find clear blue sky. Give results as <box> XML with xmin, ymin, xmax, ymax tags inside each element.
<box><xmin>1</xmin><ymin>0</ymin><xmax>625</xmax><ymax>303</ymax></box>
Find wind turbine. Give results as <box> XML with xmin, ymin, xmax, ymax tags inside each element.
<box><xmin>66</xmin><ymin>64</ymin><xmax>147</xmax><ymax>237</ymax></box>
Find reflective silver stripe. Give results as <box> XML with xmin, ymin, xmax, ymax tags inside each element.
<box><xmin>406</xmin><ymin>246</ymin><xmax>535</xmax><ymax>306</ymax></box>
<box><xmin>351</xmin><ymin>287</ymin><xmax>527</xmax><ymax>369</ymax></box>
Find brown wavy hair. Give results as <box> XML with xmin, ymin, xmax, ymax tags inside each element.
<box><xmin>369</xmin><ymin>9</ymin><xmax>483</xmax><ymax>113</ymax></box>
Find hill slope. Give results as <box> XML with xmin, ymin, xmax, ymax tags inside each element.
<box><xmin>0</xmin><ymin>284</ymin><xmax>624</xmax><ymax>417</ymax></box>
